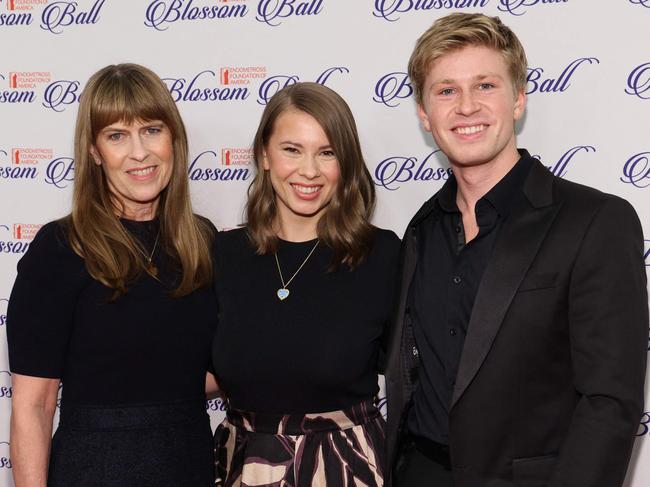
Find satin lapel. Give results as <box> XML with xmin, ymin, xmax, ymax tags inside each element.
<box><xmin>450</xmin><ymin>163</ymin><xmax>561</xmax><ymax>409</ymax></box>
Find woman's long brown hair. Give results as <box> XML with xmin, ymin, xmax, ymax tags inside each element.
<box><xmin>65</xmin><ymin>63</ymin><xmax>212</xmax><ymax>297</ymax></box>
<box><xmin>247</xmin><ymin>82</ymin><xmax>376</xmax><ymax>269</ymax></box>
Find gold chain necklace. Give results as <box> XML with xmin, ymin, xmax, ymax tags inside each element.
<box><xmin>274</xmin><ymin>240</ymin><xmax>319</xmax><ymax>301</ymax></box>
<box><xmin>135</xmin><ymin>230</ymin><xmax>160</xmax><ymax>277</ymax></box>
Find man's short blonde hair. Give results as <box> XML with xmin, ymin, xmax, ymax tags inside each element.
<box><xmin>408</xmin><ymin>13</ymin><xmax>528</xmax><ymax>105</ymax></box>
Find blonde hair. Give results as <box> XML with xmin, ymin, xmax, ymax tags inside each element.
<box><xmin>408</xmin><ymin>13</ymin><xmax>528</xmax><ymax>105</ymax></box>
<box><xmin>66</xmin><ymin>63</ymin><xmax>212</xmax><ymax>297</ymax></box>
<box><xmin>247</xmin><ymin>82</ymin><xmax>376</xmax><ymax>269</ymax></box>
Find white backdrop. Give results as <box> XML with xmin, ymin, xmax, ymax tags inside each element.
<box><xmin>1</xmin><ymin>0</ymin><xmax>649</xmax><ymax>485</ymax></box>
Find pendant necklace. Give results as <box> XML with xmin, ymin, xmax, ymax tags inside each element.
<box><xmin>136</xmin><ymin>230</ymin><xmax>160</xmax><ymax>277</ymax></box>
<box><xmin>274</xmin><ymin>239</ymin><xmax>319</xmax><ymax>301</ymax></box>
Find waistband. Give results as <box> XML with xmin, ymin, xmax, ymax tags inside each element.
<box><xmin>59</xmin><ymin>399</ymin><xmax>208</xmax><ymax>431</ymax></box>
<box><xmin>410</xmin><ymin>434</ymin><xmax>451</xmax><ymax>470</ymax></box>
<box><xmin>227</xmin><ymin>399</ymin><xmax>381</xmax><ymax>435</ymax></box>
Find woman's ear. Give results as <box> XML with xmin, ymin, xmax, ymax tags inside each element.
<box><xmin>89</xmin><ymin>146</ymin><xmax>102</xmax><ymax>165</ymax></box>
<box><xmin>262</xmin><ymin>151</ymin><xmax>270</xmax><ymax>171</ymax></box>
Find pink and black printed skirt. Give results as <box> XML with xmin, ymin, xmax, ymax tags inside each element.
<box><xmin>214</xmin><ymin>400</ymin><xmax>385</xmax><ymax>486</ymax></box>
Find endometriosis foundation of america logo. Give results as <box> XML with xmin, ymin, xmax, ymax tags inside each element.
<box><xmin>219</xmin><ymin>66</ymin><xmax>267</xmax><ymax>86</ymax></box>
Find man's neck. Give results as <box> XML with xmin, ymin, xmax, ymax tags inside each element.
<box><xmin>452</xmin><ymin>147</ymin><xmax>521</xmax><ymax>216</ymax></box>
<box><xmin>449</xmin><ymin>146</ymin><xmax>521</xmax><ymax>243</ymax></box>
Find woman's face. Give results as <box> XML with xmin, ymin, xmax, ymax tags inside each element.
<box><xmin>92</xmin><ymin>119</ymin><xmax>174</xmax><ymax>220</ymax></box>
<box><xmin>263</xmin><ymin>109</ymin><xmax>340</xmax><ymax>229</ymax></box>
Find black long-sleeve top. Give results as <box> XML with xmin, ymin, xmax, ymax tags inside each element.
<box><xmin>211</xmin><ymin>227</ymin><xmax>400</xmax><ymax>414</ymax></box>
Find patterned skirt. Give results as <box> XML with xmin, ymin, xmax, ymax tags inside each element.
<box><xmin>214</xmin><ymin>400</ymin><xmax>385</xmax><ymax>487</ymax></box>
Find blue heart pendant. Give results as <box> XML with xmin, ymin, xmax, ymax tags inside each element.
<box><xmin>277</xmin><ymin>288</ymin><xmax>290</xmax><ymax>301</ymax></box>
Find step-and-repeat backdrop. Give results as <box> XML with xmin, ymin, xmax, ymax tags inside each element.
<box><xmin>1</xmin><ymin>0</ymin><xmax>649</xmax><ymax>484</ymax></box>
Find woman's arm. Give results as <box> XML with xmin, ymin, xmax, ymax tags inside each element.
<box><xmin>10</xmin><ymin>374</ymin><xmax>60</xmax><ymax>487</ymax></box>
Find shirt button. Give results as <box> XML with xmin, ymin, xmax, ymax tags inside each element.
<box><xmin>412</xmin><ymin>346</ymin><xmax>419</xmax><ymax>357</ymax></box>
<box><xmin>450</xmin><ymin>328</ymin><xmax>457</xmax><ymax>336</ymax></box>
<box><xmin>455</xmin><ymin>226</ymin><xmax>461</xmax><ymax>233</ymax></box>
<box><xmin>453</xmin><ymin>275</ymin><xmax>462</xmax><ymax>284</ymax></box>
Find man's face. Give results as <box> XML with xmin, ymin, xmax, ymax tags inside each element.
<box><xmin>417</xmin><ymin>45</ymin><xmax>526</xmax><ymax>170</ymax></box>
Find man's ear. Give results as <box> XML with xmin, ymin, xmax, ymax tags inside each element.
<box><xmin>513</xmin><ymin>88</ymin><xmax>526</xmax><ymax>121</ymax></box>
<box><xmin>417</xmin><ymin>103</ymin><xmax>432</xmax><ymax>133</ymax></box>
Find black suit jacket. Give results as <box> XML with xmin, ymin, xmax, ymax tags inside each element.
<box><xmin>385</xmin><ymin>156</ymin><xmax>648</xmax><ymax>487</ymax></box>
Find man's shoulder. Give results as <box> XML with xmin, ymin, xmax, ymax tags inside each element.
<box><xmin>552</xmin><ymin>174</ymin><xmax>636</xmax><ymax>219</ymax></box>
<box><xmin>521</xmin><ymin>166</ymin><xmax>641</xmax><ymax>241</ymax></box>
<box><xmin>554</xmin><ymin>174</ymin><xmax>609</xmax><ymax>202</ymax></box>
<box><xmin>524</xmin><ymin>156</ymin><xmax>635</xmax><ymax>219</ymax></box>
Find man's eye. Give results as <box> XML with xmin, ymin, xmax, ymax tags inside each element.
<box><xmin>479</xmin><ymin>83</ymin><xmax>495</xmax><ymax>90</ymax></box>
<box><xmin>439</xmin><ymin>88</ymin><xmax>455</xmax><ymax>96</ymax></box>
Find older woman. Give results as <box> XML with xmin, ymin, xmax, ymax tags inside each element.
<box><xmin>7</xmin><ymin>64</ymin><xmax>217</xmax><ymax>486</ymax></box>
<box><xmin>212</xmin><ymin>82</ymin><xmax>400</xmax><ymax>486</ymax></box>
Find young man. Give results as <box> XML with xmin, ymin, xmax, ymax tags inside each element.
<box><xmin>385</xmin><ymin>13</ymin><xmax>648</xmax><ymax>487</ymax></box>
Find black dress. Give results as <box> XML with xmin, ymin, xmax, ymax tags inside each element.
<box><xmin>7</xmin><ymin>219</ymin><xmax>218</xmax><ymax>487</ymax></box>
<box><xmin>212</xmin><ymin>227</ymin><xmax>400</xmax><ymax>486</ymax></box>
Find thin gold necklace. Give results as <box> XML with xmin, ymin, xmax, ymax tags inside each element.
<box><xmin>274</xmin><ymin>240</ymin><xmax>319</xmax><ymax>301</ymax></box>
<box><xmin>135</xmin><ymin>230</ymin><xmax>160</xmax><ymax>277</ymax></box>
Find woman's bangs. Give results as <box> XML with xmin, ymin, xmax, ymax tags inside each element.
<box><xmin>91</xmin><ymin>75</ymin><xmax>171</xmax><ymax>136</ymax></box>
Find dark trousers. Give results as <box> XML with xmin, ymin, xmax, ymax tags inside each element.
<box><xmin>394</xmin><ymin>437</ymin><xmax>454</xmax><ymax>487</ymax></box>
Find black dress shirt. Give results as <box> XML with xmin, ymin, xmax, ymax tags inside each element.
<box><xmin>407</xmin><ymin>155</ymin><xmax>533</xmax><ymax>444</ymax></box>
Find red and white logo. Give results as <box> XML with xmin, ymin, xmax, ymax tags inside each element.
<box><xmin>10</xmin><ymin>148</ymin><xmax>52</xmax><ymax>165</ymax></box>
<box><xmin>221</xmin><ymin>148</ymin><xmax>253</xmax><ymax>165</ymax></box>
<box><xmin>12</xmin><ymin>223</ymin><xmax>41</xmax><ymax>240</ymax></box>
<box><xmin>6</xmin><ymin>0</ymin><xmax>47</xmax><ymax>11</ymax></box>
<box><xmin>7</xmin><ymin>71</ymin><xmax>51</xmax><ymax>89</ymax></box>
<box><xmin>219</xmin><ymin>66</ymin><xmax>267</xmax><ymax>85</ymax></box>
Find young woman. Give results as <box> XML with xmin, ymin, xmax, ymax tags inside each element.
<box><xmin>212</xmin><ymin>82</ymin><xmax>400</xmax><ymax>486</ymax></box>
<box><xmin>8</xmin><ymin>64</ymin><xmax>217</xmax><ymax>487</ymax></box>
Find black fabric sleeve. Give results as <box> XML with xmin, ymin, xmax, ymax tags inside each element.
<box><xmin>194</xmin><ymin>214</ymin><xmax>220</xmax><ymax>377</ymax></box>
<box><xmin>550</xmin><ymin>196</ymin><xmax>648</xmax><ymax>487</ymax></box>
<box><xmin>7</xmin><ymin>221</ymin><xmax>87</xmax><ymax>378</ymax></box>
<box><xmin>376</xmin><ymin>229</ymin><xmax>402</xmax><ymax>374</ymax></box>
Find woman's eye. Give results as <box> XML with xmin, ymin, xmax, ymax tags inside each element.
<box><xmin>108</xmin><ymin>133</ymin><xmax>123</xmax><ymax>142</ymax></box>
<box><xmin>283</xmin><ymin>147</ymin><xmax>299</xmax><ymax>154</ymax></box>
<box><xmin>146</xmin><ymin>127</ymin><xmax>162</xmax><ymax>135</ymax></box>
<box><xmin>320</xmin><ymin>150</ymin><xmax>336</xmax><ymax>158</ymax></box>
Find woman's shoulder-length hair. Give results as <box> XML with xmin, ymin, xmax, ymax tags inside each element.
<box><xmin>67</xmin><ymin>63</ymin><xmax>213</xmax><ymax>297</ymax></box>
<box><xmin>246</xmin><ymin>82</ymin><xmax>376</xmax><ymax>269</ymax></box>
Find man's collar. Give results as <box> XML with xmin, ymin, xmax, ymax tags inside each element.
<box><xmin>481</xmin><ymin>150</ymin><xmax>533</xmax><ymax>217</ymax></box>
<box><xmin>407</xmin><ymin>149</ymin><xmax>549</xmax><ymax>229</ymax></box>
